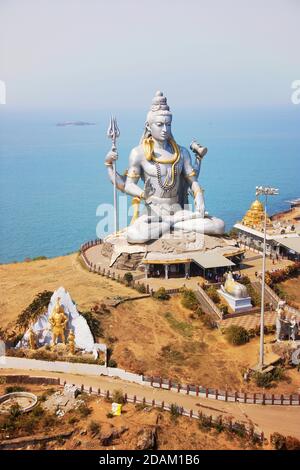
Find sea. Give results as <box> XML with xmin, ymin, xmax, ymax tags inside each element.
<box><xmin>0</xmin><ymin>106</ymin><xmax>299</xmax><ymax>264</ymax></box>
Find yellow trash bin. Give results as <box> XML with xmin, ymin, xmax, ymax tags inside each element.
<box><xmin>111</xmin><ymin>402</ymin><xmax>122</xmax><ymax>416</ymax></box>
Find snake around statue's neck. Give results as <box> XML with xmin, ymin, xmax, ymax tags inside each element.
<box><xmin>142</xmin><ymin>137</ymin><xmax>181</xmax><ymax>190</ymax></box>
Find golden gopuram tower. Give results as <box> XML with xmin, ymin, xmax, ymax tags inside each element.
<box><xmin>242</xmin><ymin>199</ymin><xmax>271</xmax><ymax>229</ymax></box>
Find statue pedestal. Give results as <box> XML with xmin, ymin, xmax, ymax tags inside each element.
<box><xmin>218</xmin><ymin>289</ymin><xmax>252</xmax><ymax>313</ymax></box>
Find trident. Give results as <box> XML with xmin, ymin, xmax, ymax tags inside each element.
<box><xmin>107</xmin><ymin>116</ymin><xmax>120</xmax><ymax>234</ymax></box>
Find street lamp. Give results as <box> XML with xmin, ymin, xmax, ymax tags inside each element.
<box><xmin>255</xmin><ymin>186</ymin><xmax>279</xmax><ymax>370</ymax></box>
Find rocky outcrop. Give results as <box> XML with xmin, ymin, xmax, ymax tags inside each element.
<box><xmin>100</xmin><ymin>426</ymin><xmax>128</xmax><ymax>446</ymax></box>
<box><xmin>136</xmin><ymin>427</ymin><xmax>157</xmax><ymax>450</ymax></box>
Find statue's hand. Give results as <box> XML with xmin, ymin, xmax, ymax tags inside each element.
<box><xmin>105</xmin><ymin>150</ymin><xmax>118</xmax><ymax>166</ymax></box>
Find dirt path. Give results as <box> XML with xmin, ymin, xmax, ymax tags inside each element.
<box><xmin>2</xmin><ymin>368</ymin><xmax>300</xmax><ymax>440</ymax></box>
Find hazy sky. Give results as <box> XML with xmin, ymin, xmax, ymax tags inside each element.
<box><xmin>1</xmin><ymin>0</ymin><xmax>299</xmax><ymax>109</ymax></box>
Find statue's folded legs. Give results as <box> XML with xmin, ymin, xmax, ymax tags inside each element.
<box><xmin>173</xmin><ymin>216</ymin><xmax>225</xmax><ymax>236</ymax></box>
<box><xmin>126</xmin><ymin>202</ymin><xmax>225</xmax><ymax>244</ymax></box>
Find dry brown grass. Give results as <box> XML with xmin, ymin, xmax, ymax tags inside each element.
<box><xmin>1</xmin><ymin>254</ymin><xmax>299</xmax><ymax>393</ymax></box>
<box><xmin>0</xmin><ymin>253</ymin><xmax>134</xmax><ymax>330</ymax></box>
<box><xmin>278</xmin><ymin>275</ymin><xmax>300</xmax><ymax>309</ymax></box>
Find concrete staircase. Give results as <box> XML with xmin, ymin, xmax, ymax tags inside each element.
<box><xmin>195</xmin><ymin>286</ymin><xmax>222</xmax><ymax>325</ymax></box>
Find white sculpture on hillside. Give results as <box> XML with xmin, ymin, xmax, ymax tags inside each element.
<box><xmin>218</xmin><ymin>272</ymin><xmax>252</xmax><ymax>313</ymax></box>
<box><xmin>221</xmin><ymin>272</ymin><xmax>249</xmax><ymax>299</ymax></box>
<box><xmin>17</xmin><ymin>287</ymin><xmax>95</xmax><ymax>353</ymax></box>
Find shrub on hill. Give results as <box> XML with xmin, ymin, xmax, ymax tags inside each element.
<box><xmin>112</xmin><ymin>389</ymin><xmax>125</xmax><ymax>404</ymax></box>
<box><xmin>80</xmin><ymin>311</ymin><xmax>102</xmax><ymax>339</ymax></box>
<box><xmin>108</xmin><ymin>358</ymin><xmax>118</xmax><ymax>368</ymax></box>
<box><xmin>271</xmin><ymin>432</ymin><xmax>300</xmax><ymax>450</ymax></box>
<box><xmin>206</xmin><ymin>286</ymin><xmax>220</xmax><ymax>304</ymax></box>
<box><xmin>16</xmin><ymin>291</ymin><xmax>53</xmax><ymax>331</ymax></box>
<box><xmin>225</xmin><ymin>325</ymin><xmax>249</xmax><ymax>345</ymax></box>
<box><xmin>238</xmin><ymin>276</ymin><xmax>260</xmax><ymax>306</ymax></box>
<box><xmin>124</xmin><ymin>272</ymin><xmax>133</xmax><ymax>286</ymax></box>
<box><xmin>181</xmin><ymin>289</ymin><xmax>198</xmax><ymax>310</ymax></box>
<box><xmin>153</xmin><ymin>287</ymin><xmax>170</xmax><ymax>300</ymax></box>
<box><xmin>136</xmin><ymin>283</ymin><xmax>147</xmax><ymax>294</ymax></box>
<box><xmin>266</xmin><ymin>262</ymin><xmax>300</xmax><ymax>287</ymax></box>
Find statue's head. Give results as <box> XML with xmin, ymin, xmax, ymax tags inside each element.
<box><xmin>145</xmin><ymin>91</ymin><xmax>172</xmax><ymax>143</ymax></box>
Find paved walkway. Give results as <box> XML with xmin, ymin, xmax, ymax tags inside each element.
<box><xmin>222</xmin><ymin>311</ymin><xmax>277</xmax><ymax>329</ymax></box>
<box><xmin>2</xmin><ymin>368</ymin><xmax>300</xmax><ymax>440</ymax></box>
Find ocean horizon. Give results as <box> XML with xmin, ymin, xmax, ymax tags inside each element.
<box><xmin>0</xmin><ymin>106</ymin><xmax>299</xmax><ymax>264</ymax></box>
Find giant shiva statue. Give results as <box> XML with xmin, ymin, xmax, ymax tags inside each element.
<box><xmin>105</xmin><ymin>91</ymin><xmax>225</xmax><ymax>244</ymax></box>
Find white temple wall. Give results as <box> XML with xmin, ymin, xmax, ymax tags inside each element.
<box><xmin>0</xmin><ymin>356</ymin><xmax>143</xmax><ymax>385</ymax></box>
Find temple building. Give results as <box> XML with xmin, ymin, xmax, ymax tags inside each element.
<box><xmin>242</xmin><ymin>199</ymin><xmax>271</xmax><ymax>229</ymax></box>
<box><xmin>234</xmin><ymin>198</ymin><xmax>300</xmax><ymax>261</ymax></box>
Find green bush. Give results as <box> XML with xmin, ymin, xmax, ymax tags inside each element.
<box><xmin>195</xmin><ymin>307</ymin><xmax>205</xmax><ymax>318</ymax></box>
<box><xmin>253</xmin><ymin>371</ymin><xmax>273</xmax><ymax>388</ymax></box>
<box><xmin>220</xmin><ymin>305</ymin><xmax>228</xmax><ymax>316</ymax></box>
<box><xmin>214</xmin><ymin>416</ymin><xmax>224</xmax><ymax>433</ymax></box>
<box><xmin>31</xmin><ymin>405</ymin><xmax>45</xmax><ymax>417</ymax></box>
<box><xmin>16</xmin><ymin>290</ymin><xmax>53</xmax><ymax>331</ymax></box>
<box><xmin>124</xmin><ymin>272</ymin><xmax>133</xmax><ymax>286</ymax></box>
<box><xmin>239</xmin><ymin>277</ymin><xmax>260</xmax><ymax>306</ymax></box>
<box><xmin>232</xmin><ymin>422</ymin><xmax>247</xmax><ymax>438</ymax></box>
<box><xmin>225</xmin><ymin>325</ymin><xmax>249</xmax><ymax>345</ymax></box>
<box><xmin>253</xmin><ymin>366</ymin><xmax>286</xmax><ymax>388</ymax></box>
<box><xmin>136</xmin><ymin>283</ymin><xmax>147</xmax><ymax>294</ymax></box>
<box><xmin>202</xmin><ymin>315</ymin><xmax>216</xmax><ymax>330</ymax></box>
<box><xmin>181</xmin><ymin>289</ymin><xmax>198</xmax><ymax>310</ymax></box>
<box><xmin>271</xmin><ymin>432</ymin><xmax>300</xmax><ymax>450</ymax></box>
<box><xmin>106</xmin><ymin>412</ymin><xmax>114</xmax><ymax>419</ymax></box>
<box><xmin>272</xmin><ymin>366</ymin><xmax>286</xmax><ymax>382</ymax></box>
<box><xmin>9</xmin><ymin>403</ymin><xmax>22</xmax><ymax>418</ymax></box>
<box><xmin>88</xmin><ymin>420</ymin><xmax>101</xmax><ymax>435</ymax></box>
<box><xmin>108</xmin><ymin>358</ymin><xmax>117</xmax><ymax>368</ymax></box>
<box><xmin>198</xmin><ymin>414</ymin><xmax>212</xmax><ymax>431</ymax></box>
<box><xmin>206</xmin><ymin>287</ymin><xmax>220</xmax><ymax>304</ymax></box>
<box><xmin>271</xmin><ymin>432</ymin><xmax>287</xmax><ymax>450</ymax></box>
<box><xmin>170</xmin><ymin>403</ymin><xmax>180</xmax><ymax>421</ymax></box>
<box><xmin>77</xmin><ymin>403</ymin><xmax>91</xmax><ymax>417</ymax></box>
<box><xmin>112</xmin><ymin>389</ymin><xmax>125</xmax><ymax>404</ymax></box>
<box><xmin>153</xmin><ymin>287</ymin><xmax>170</xmax><ymax>301</ymax></box>
<box><xmin>80</xmin><ymin>311</ymin><xmax>102</xmax><ymax>339</ymax></box>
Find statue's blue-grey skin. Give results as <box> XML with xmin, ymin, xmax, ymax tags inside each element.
<box><xmin>105</xmin><ymin>91</ymin><xmax>225</xmax><ymax>244</ymax></box>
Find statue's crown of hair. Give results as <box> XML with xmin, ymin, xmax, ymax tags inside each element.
<box><xmin>150</xmin><ymin>90</ymin><xmax>170</xmax><ymax>113</ymax></box>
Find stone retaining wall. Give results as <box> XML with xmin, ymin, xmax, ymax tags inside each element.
<box><xmin>0</xmin><ymin>374</ymin><xmax>60</xmax><ymax>385</ymax></box>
